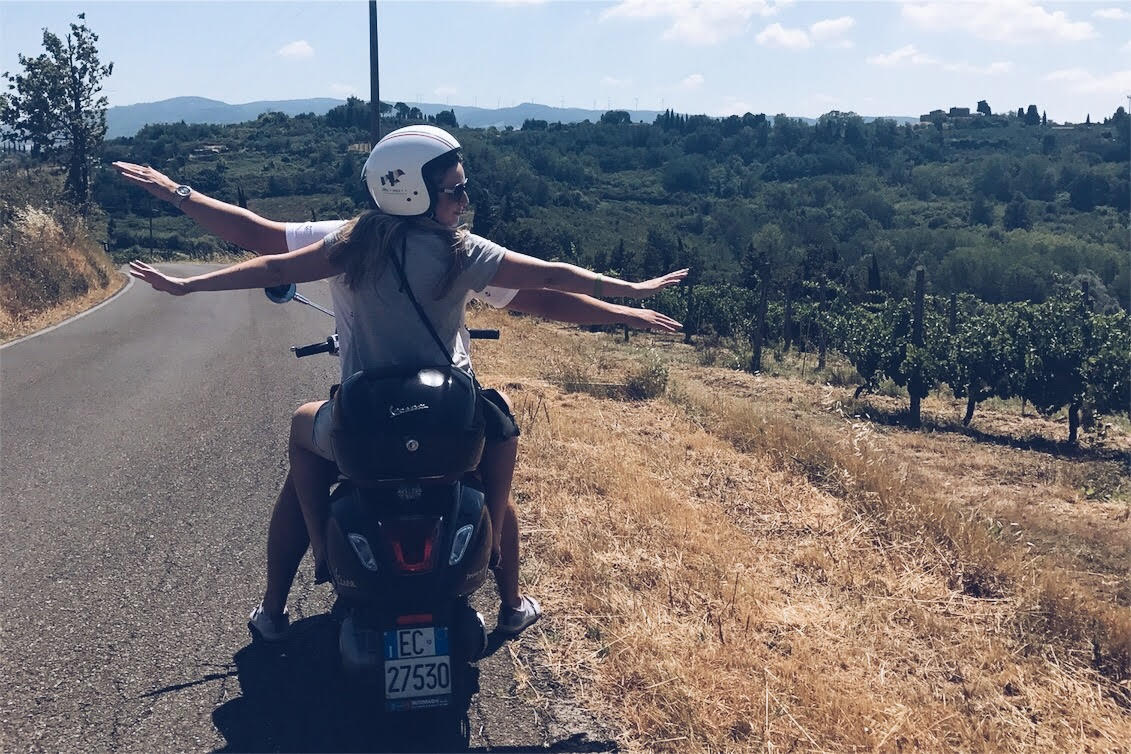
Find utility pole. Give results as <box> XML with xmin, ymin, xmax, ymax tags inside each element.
<box><xmin>369</xmin><ymin>0</ymin><xmax>380</xmax><ymax>145</ymax></box>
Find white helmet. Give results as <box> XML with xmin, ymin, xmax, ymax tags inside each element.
<box><xmin>362</xmin><ymin>125</ymin><xmax>461</xmax><ymax>216</ymax></box>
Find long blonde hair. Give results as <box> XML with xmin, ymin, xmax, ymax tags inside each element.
<box><xmin>328</xmin><ymin>211</ymin><xmax>469</xmax><ymax>296</ymax></box>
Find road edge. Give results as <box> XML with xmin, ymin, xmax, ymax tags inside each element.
<box><xmin>0</xmin><ymin>270</ymin><xmax>133</xmax><ymax>351</ymax></box>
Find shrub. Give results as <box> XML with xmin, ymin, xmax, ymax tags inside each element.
<box><xmin>625</xmin><ymin>353</ymin><xmax>669</xmax><ymax>400</ymax></box>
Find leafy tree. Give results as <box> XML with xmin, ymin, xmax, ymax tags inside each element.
<box><xmin>973</xmin><ymin>156</ymin><xmax>1012</xmax><ymax>201</ymax></box>
<box><xmin>325</xmin><ymin>96</ymin><xmax>370</xmax><ymax>130</ymax></box>
<box><xmin>945</xmin><ymin>299</ymin><xmax>1026</xmax><ymax>424</ymax></box>
<box><xmin>1020</xmin><ymin>292</ymin><xmax>1090</xmax><ymax>442</ymax></box>
<box><xmin>969</xmin><ymin>193</ymin><xmax>993</xmax><ymax>226</ymax></box>
<box><xmin>1002</xmin><ymin>193</ymin><xmax>1031</xmax><ymax>231</ymax></box>
<box><xmin>1068</xmin><ymin>171</ymin><xmax>1106</xmax><ymax>212</ymax></box>
<box><xmin>434</xmin><ymin>109</ymin><xmax>458</xmax><ymax>128</ymax></box>
<box><xmin>1016</xmin><ymin>155</ymin><xmax>1055</xmax><ymax>201</ymax></box>
<box><xmin>599</xmin><ymin>110</ymin><xmax>631</xmax><ymax>125</ymax></box>
<box><xmin>1024</xmin><ymin>105</ymin><xmax>1040</xmax><ymax>126</ymax></box>
<box><xmin>1</xmin><ymin>13</ymin><xmax>113</xmax><ymax>208</ymax></box>
<box><xmin>976</xmin><ymin>100</ymin><xmax>992</xmax><ymax>116</ymax></box>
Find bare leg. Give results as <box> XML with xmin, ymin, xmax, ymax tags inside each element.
<box><xmin>289</xmin><ymin>401</ymin><xmax>337</xmax><ymax>574</ymax></box>
<box><xmin>481</xmin><ymin>436</ymin><xmax>522</xmax><ymax>609</ymax></box>
<box><xmin>494</xmin><ymin>502</ymin><xmax>521</xmax><ymax>609</ymax></box>
<box><xmin>261</xmin><ymin>472</ymin><xmax>308</xmax><ymax>617</ymax></box>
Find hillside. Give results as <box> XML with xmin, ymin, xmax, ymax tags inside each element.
<box><xmin>468</xmin><ymin>305</ymin><xmax>1130</xmax><ymax>752</ymax></box>
<box><xmin>0</xmin><ymin>168</ymin><xmax>123</xmax><ymax>342</ymax></box>
<box><xmin>104</xmin><ymin>95</ymin><xmax>920</xmax><ymax>139</ymax></box>
<box><xmin>97</xmin><ymin>108</ymin><xmax>1129</xmax><ymax>309</ymax></box>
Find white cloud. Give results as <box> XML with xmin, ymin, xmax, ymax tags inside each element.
<box><xmin>902</xmin><ymin>1</ymin><xmax>1096</xmax><ymax>43</ymax></box>
<box><xmin>434</xmin><ymin>86</ymin><xmax>458</xmax><ymax>98</ymax></box>
<box><xmin>1045</xmin><ymin>67</ymin><xmax>1131</xmax><ymax>94</ymax></box>
<box><xmin>756</xmin><ymin>23</ymin><xmax>812</xmax><ymax>49</ymax></box>
<box><xmin>713</xmin><ymin>96</ymin><xmax>757</xmax><ymax>116</ymax></box>
<box><xmin>810</xmin><ymin>16</ymin><xmax>855</xmax><ymax>42</ymax></box>
<box><xmin>329</xmin><ymin>83</ymin><xmax>356</xmax><ymax>96</ymax></box>
<box><xmin>601</xmin><ymin>75</ymin><xmax>632</xmax><ymax>87</ymax></box>
<box><xmin>752</xmin><ymin>16</ymin><xmax>854</xmax><ymax>50</ymax></box>
<box><xmin>943</xmin><ymin>61</ymin><xmax>1014</xmax><ymax>75</ymax></box>
<box><xmin>602</xmin><ymin>0</ymin><xmax>783</xmax><ymax>45</ymax></box>
<box><xmin>1122</xmin><ymin>39</ymin><xmax>1131</xmax><ymax>53</ymax></box>
<box><xmin>867</xmin><ymin>44</ymin><xmax>1012</xmax><ymax>76</ymax></box>
<box><xmin>276</xmin><ymin>40</ymin><xmax>314</xmax><ymax>59</ymax></box>
<box><xmin>866</xmin><ymin>44</ymin><xmax>937</xmax><ymax>66</ymax></box>
<box><xmin>1094</xmin><ymin>8</ymin><xmax>1130</xmax><ymax>21</ymax></box>
<box><xmin>682</xmin><ymin>73</ymin><xmax>705</xmax><ymax>89</ymax></box>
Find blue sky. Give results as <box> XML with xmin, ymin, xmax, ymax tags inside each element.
<box><xmin>3</xmin><ymin>1</ymin><xmax>1129</xmax><ymax>123</ymax></box>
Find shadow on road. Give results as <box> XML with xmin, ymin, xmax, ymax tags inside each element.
<box><xmin>211</xmin><ymin>614</ymin><xmax>463</xmax><ymax>753</ymax></box>
<box><xmin>208</xmin><ymin>614</ymin><xmax>618</xmax><ymax>753</ymax></box>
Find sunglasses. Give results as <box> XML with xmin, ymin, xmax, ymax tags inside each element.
<box><xmin>437</xmin><ymin>181</ymin><xmax>469</xmax><ymax>201</ymax></box>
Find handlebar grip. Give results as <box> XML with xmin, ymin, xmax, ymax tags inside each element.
<box><xmin>468</xmin><ymin>329</ymin><xmax>500</xmax><ymax>340</ymax></box>
<box><xmin>292</xmin><ymin>336</ymin><xmax>337</xmax><ymax>358</ymax></box>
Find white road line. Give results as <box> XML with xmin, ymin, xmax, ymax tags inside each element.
<box><xmin>0</xmin><ymin>272</ymin><xmax>134</xmax><ymax>351</ymax></box>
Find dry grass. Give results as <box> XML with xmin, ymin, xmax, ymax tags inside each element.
<box><xmin>0</xmin><ymin>171</ymin><xmax>123</xmax><ymax>342</ymax></box>
<box><xmin>470</xmin><ymin>306</ymin><xmax>1131</xmax><ymax>753</ymax></box>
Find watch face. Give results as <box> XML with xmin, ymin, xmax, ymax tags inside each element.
<box><xmin>176</xmin><ymin>185</ymin><xmax>192</xmax><ymax>197</ymax></box>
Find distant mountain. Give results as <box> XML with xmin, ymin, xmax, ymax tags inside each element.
<box><xmin>106</xmin><ymin>96</ymin><xmax>663</xmax><ymax>138</ymax></box>
<box><xmin>106</xmin><ymin>96</ymin><xmax>917</xmax><ymax>138</ymax></box>
<box><xmin>106</xmin><ymin>96</ymin><xmax>345</xmax><ymax>138</ymax></box>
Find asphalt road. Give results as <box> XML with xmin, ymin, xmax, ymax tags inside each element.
<box><xmin>0</xmin><ymin>266</ymin><xmax>618</xmax><ymax>753</ymax></box>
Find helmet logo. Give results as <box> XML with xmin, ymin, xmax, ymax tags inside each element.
<box><xmin>380</xmin><ymin>169</ymin><xmax>405</xmax><ymax>187</ymax></box>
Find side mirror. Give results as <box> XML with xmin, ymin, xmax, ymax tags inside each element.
<box><xmin>265</xmin><ymin>284</ymin><xmax>296</xmax><ymax>304</ymax></box>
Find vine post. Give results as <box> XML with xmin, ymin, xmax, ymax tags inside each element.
<box><xmin>909</xmin><ymin>266</ymin><xmax>925</xmax><ymax>428</ymax></box>
<box><xmin>749</xmin><ymin>257</ymin><xmax>770</xmax><ymax>373</ymax></box>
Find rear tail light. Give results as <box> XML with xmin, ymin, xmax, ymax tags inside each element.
<box><xmin>382</xmin><ymin>517</ymin><xmax>442</xmax><ymax>573</ymax></box>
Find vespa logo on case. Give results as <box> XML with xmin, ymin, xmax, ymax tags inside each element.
<box><xmin>389</xmin><ymin>403</ymin><xmax>429</xmax><ymax>418</ymax></box>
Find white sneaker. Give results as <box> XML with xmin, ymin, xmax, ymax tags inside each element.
<box><xmin>247</xmin><ymin>603</ymin><xmax>289</xmax><ymax>642</ymax></box>
<box><xmin>497</xmin><ymin>596</ymin><xmax>541</xmax><ymax>635</ymax></box>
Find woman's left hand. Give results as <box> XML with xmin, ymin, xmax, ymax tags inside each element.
<box><xmin>129</xmin><ymin>261</ymin><xmax>193</xmax><ymax>295</ymax></box>
<box><xmin>630</xmin><ymin>268</ymin><xmax>689</xmax><ymax>299</ymax></box>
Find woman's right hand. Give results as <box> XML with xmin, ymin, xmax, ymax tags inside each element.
<box><xmin>112</xmin><ymin>161</ymin><xmax>180</xmax><ymax>204</ymax></box>
<box><xmin>129</xmin><ymin>261</ymin><xmax>193</xmax><ymax>295</ymax></box>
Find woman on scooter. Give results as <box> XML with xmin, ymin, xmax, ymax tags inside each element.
<box><xmin>126</xmin><ymin>125</ymin><xmax>687</xmax><ymax>639</ymax></box>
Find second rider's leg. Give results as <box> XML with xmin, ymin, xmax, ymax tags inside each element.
<box><xmin>261</xmin><ymin>472</ymin><xmax>307</xmax><ymax>616</ymax></box>
<box><xmin>480</xmin><ymin>436</ymin><xmax>521</xmax><ymax>609</ymax></box>
<box><xmin>289</xmin><ymin>400</ymin><xmax>338</xmax><ymax>579</ymax></box>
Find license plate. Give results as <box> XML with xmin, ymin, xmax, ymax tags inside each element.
<box><xmin>383</xmin><ymin>627</ymin><xmax>451</xmax><ymax>704</ymax></box>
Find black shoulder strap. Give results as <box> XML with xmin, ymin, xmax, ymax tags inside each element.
<box><xmin>389</xmin><ymin>235</ymin><xmax>455</xmax><ymax>366</ymax></box>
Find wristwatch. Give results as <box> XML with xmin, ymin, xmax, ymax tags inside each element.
<box><xmin>172</xmin><ymin>184</ymin><xmax>192</xmax><ymax>209</ymax></box>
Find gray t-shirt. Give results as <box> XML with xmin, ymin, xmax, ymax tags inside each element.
<box><xmin>285</xmin><ymin>221</ymin><xmax>506</xmax><ymax>379</ymax></box>
<box><xmin>285</xmin><ymin>221</ymin><xmax>516</xmax><ymax>378</ymax></box>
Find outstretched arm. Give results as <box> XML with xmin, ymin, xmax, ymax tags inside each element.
<box><xmin>490</xmin><ymin>251</ymin><xmax>687</xmax><ymax>300</ymax></box>
<box><xmin>507</xmin><ymin>290</ymin><xmax>681</xmax><ymax>332</ymax></box>
<box><xmin>113</xmin><ymin>162</ymin><xmax>290</xmax><ymax>254</ymax></box>
<box><xmin>129</xmin><ymin>239</ymin><xmax>339</xmax><ymax>295</ymax></box>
